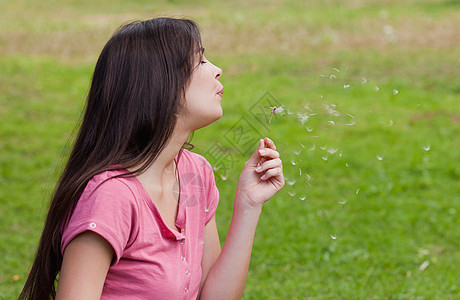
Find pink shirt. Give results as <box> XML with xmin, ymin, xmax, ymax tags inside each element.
<box><xmin>61</xmin><ymin>150</ymin><xmax>219</xmax><ymax>299</ymax></box>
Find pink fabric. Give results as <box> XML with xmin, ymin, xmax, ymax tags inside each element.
<box><xmin>61</xmin><ymin>150</ymin><xmax>219</xmax><ymax>299</ymax></box>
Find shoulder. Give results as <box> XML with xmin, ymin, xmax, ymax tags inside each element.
<box><xmin>81</xmin><ymin>169</ymin><xmax>139</xmax><ymax>207</ymax></box>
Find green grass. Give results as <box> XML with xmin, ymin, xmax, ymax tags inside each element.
<box><xmin>1</xmin><ymin>0</ymin><xmax>460</xmax><ymax>298</ymax></box>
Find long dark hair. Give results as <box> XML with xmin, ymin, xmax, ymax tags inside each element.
<box><xmin>20</xmin><ymin>17</ymin><xmax>202</xmax><ymax>299</ymax></box>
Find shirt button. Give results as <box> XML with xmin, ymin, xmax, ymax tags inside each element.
<box><xmin>180</xmin><ymin>239</ymin><xmax>185</xmax><ymax>244</ymax></box>
<box><xmin>185</xmin><ymin>269</ymin><xmax>190</xmax><ymax>276</ymax></box>
<box><xmin>184</xmin><ymin>287</ymin><xmax>189</xmax><ymax>293</ymax></box>
<box><xmin>181</xmin><ymin>256</ymin><xmax>185</xmax><ymax>261</ymax></box>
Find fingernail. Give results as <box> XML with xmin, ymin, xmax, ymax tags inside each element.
<box><xmin>255</xmin><ymin>166</ymin><xmax>262</xmax><ymax>172</ymax></box>
<box><xmin>259</xmin><ymin>149</ymin><xmax>265</xmax><ymax>155</ymax></box>
<box><xmin>261</xmin><ymin>174</ymin><xmax>266</xmax><ymax>180</ymax></box>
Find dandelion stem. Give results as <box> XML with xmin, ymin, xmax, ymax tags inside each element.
<box><xmin>265</xmin><ymin>107</ymin><xmax>276</xmax><ymax>139</ymax></box>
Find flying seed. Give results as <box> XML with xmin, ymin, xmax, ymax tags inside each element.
<box><xmin>389</xmin><ymin>119</ymin><xmax>393</xmax><ymax>126</ymax></box>
<box><xmin>356</xmin><ymin>188</ymin><xmax>360</xmax><ymax>194</ymax></box>
<box><xmin>320</xmin><ymin>145</ymin><xmax>327</xmax><ymax>150</ymax></box>
<box><xmin>419</xmin><ymin>261</ymin><xmax>429</xmax><ymax>271</ymax></box>
<box><xmin>344</xmin><ymin>84</ymin><xmax>351</xmax><ymax>89</ymax></box>
<box><xmin>308</xmin><ymin>144</ymin><xmax>315</xmax><ymax>151</ymax></box>
<box><xmin>294</xmin><ymin>150</ymin><xmax>301</xmax><ymax>155</ymax></box>
<box><xmin>393</xmin><ymin>89</ymin><xmax>399</xmax><ymax>95</ymax></box>
<box><xmin>362</xmin><ymin>77</ymin><xmax>367</xmax><ymax>84</ymax></box>
<box><xmin>330</xmin><ymin>235</ymin><xmax>337</xmax><ymax>240</ymax></box>
<box><xmin>377</xmin><ymin>155</ymin><xmax>383</xmax><ymax>161</ymax></box>
<box><xmin>345</xmin><ymin>121</ymin><xmax>356</xmax><ymax>126</ymax></box>
<box><xmin>423</xmin><ymin>145</ymin><xmax>430</xmax><ymax>151</ymax></box>
<box><xmin>328</xmin><ymin>148</ymin><xmax>338</xmax><ymax>155</ymax></box>
<box><xmin>300</xmin><ymin>143</ymin><xmax>306</xmax><ymax>148</ymax></box>
<box><xmin>220</xmin><ymin>175</ymin><xmax>227</xmax><ymax>181</ymax></box>
<box><xmin>375</xmin><ymin>86</ymin><xmax>380</xmax><ymax>91</ymax></box>
<box><xmin>333</xmin><ymin>67</ymin><xmax>340</xmax><ymax>72</ymax></box>
<box><xmin>338</xmin><ymin>200</ymin><xmax>347</xmax><ymax>205</ymax></box>
<box><xmin>291</xmin><ymin>160</ymin><xmax>297</xmax><ymax>166</ymax></box>
<box><xmin>306</xmin><ymin>127</ymin><xmax>313</xmax><ymax>132</ymax></box>
<box><xmin>346</xmin><ymin>163</ymin><xmax>349</xmax><ymax>167</ymax></box>
<box><xmin>287</xmin><ymin>179</ymin><xmax>297</xmax><ymax>186</ymax></box>
<box><xmin>299</xmin><ymin>196</ymin><xmax>306</xmax><ymax>201</ymax></box>
<box><xmin>288</xmin><ymin>191</ymin><xmax>296</xmax><ymax>197</ymax></box>
<box><xmin>330</xmin><ymin>74</ymin><xmax>336</xmax><ymax>79</ymax></box>
<box><xmin>322</xmin><ymin>156</ymin><xmax>328</xmax><ymax>161</ymax></box>
<box><xmin>347</xmin><ymin>113</ymin><xmax>356</xmax><ymax>118</ymax></box>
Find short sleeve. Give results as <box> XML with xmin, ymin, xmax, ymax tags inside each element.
<box><xmin>61</xmin><ymin>175</ymin><xmax>138</xmax><ymax>265</ymax></box>
<box><xmin>203</xmin><ymin>159</ymin><xmax>219</xmax><ymax>225</ymax></box>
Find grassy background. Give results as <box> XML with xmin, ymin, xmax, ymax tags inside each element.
<box><xmin>1</xmin><ymin>0</ymin><xmax>459</xmax><ymax>298</ymax></box>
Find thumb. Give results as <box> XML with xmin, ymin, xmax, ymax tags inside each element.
<box><xmin>246</xmin><ymin>139</ymin><xmax>265</xmax><ymax>166</ymax></box>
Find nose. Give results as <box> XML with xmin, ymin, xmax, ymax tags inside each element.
<box><xmin>215</xmin><ymin>65</ymin><xmax>222</xmax><ymax>80</ymax></box>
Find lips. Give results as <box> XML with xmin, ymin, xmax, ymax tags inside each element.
<box><xmin>217</xmin><ymin>87</ymin><xmax>224</xmax><ymax>97</ymax></box>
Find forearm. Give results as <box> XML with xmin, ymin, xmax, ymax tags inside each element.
<box><xmin>199</xmin><ymin>194</ymin><xmax>262</xmax><ymax>300</ymax></box>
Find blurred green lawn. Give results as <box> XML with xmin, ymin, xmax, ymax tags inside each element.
<box><xmin>1</xmin><ymin>0</ymin><xmax>459</xmax><ymax>299</ymax></box>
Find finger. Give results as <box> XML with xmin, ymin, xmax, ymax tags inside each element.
<box><xmin>246</xmin><ymin>139</ymin><xmax>265</xmax><ymax>166</ymax></box>
<box><xmin>254</xmin><ymin>158</ymin><xmax>282</xmax><ymax>173</ymax></box>
<box><xmin>264</xmin><ymin>137</ymin><xmax>276</xmax><ymax>150</ymax></box>
<box><xmin>260</xmin><ymin>167</ymin><xmax>283</xmax><ymax>181</ymax></box>
<box><xmin>258</xmin><ymin>148</ymin><xmax>280</xmax><ymax>160</ymax></box>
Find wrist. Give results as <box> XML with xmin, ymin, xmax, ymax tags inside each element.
<box><xmin>234</xmin><ymin>193</ymin><xmax>263</xmax><ymax>215</ymax></box>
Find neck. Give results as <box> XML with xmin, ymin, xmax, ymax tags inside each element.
<box><xmin>132</xmin><ymin>127</ymin><xmax>192</xmax><ymax>180</ymax></box>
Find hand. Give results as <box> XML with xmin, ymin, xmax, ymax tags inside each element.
<box><xmin>235</xmin><ymin>137</ymin><xmax>285</xmax><ymax>209</ymax></box>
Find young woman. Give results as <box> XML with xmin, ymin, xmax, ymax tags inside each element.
<box><xmin>20</xmin><ymin>17</ymin><xmax>284</xmax><ymax>299</ymax></box>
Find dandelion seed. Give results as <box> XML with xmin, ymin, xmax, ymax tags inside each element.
<box><xmin>304</xmin><ymin>104</ymin><xmax>313</xmax><ymax>112</ymax></box>
<box><xmin>299</xmin><ymin>196</ymin><xmax>306</xmax><ymax>201</ymax></box>
<box><xmin>330</xmin><ymin>235</ymin><xmax>337</xmax><ymax>240</ymax></box>
<box><xmin>300</xmin><ymin>143</ymin><xmax>306</xmax><ymax>148</ymax></box>
<box><xmin>377</xmin><ymin>155</ymin><xmax>383</xmax><ymax>161</ymax></box>
<box><xmin>423</xmin><ymin>145</ymin><xmax>430</xmax><ymax>151</ymax></box>
<box><xmin>294</xmin><ymin>150</ymin><xmax>301</xmax><ymax>155</ymax></box>
<box><xmin>345</xmin><ymin>163</ymin><xmax>349</xmax><ymax>167</ymax></box>
<box><xmin>287</xmin><ymin>179</ymin><xmax>297</xmax><ymax>186</ymax></box>
<box><xmin>213</xmin><ymin>166</ymin><xmax>221</xmax><ymax>171</ymax></box>
<box><xmin>356</xmin><ymin>188</ymin><xmax>360</xmax><ymax>194</ymax></box>
<box><xmin>288</xmin><ymin>191</ymin><xmax>296</xmax><ymax>197</ymax></box>
<box><xmin>305</xmin><ymin>173</ymin><xmax>311</xmax><ymax>182</ymax></box>
<box><xmin>324</xmin><ymin>104</ymin><xmax>340</xmax><ymax>116</ymax></box>
<box><xmin>328</xmin><ymin>121</ymin><xmax>335</xmax><ymax>126</ymax></box>
<box><xmin>328</xmin><ymin>148</ymin><xmax>338</xmax><ymax>155</ymax></box>
<box><xmin>299</xmin><ymin>168</ymin><xmax>302</xmax><ymax>176</ymax></box>
<box><xmin>347</xmin><ymin>113</ymin><xmax>356</xmax><ymax>119</ymax></box>
<box><xmin>320</xmin><ymin>145</ymin><xmax>327</xmax><ymax>150</ymax></box>
<box><xmin>338</xmin><ymin>200</ymin><xmax>347</xmax><ymax>205</ymax></box>
<box><xmin>220</xmin><ymin>174</ymin><xmax>227</xmax><ymax>181</ymax></box>
<box><xmin>308</xmin><ymin>144</ymin><xmax>315</xmax><ymax>151</ymax></box>
<box><xmin>322</xmin><ymin>156</ymin><xmax>328</xmax><ymax>161</ymax></box>
<box><xmin>332</xmin><ymin>67</ymin><xmax>340</xmax><ymax>73</ymax></box>
<box><xmin>306</xmin><ymin>127</ymin><xmax>313</xmax><ymax>132</ymax></box>
<box><xmin>291</xmin><ymin>160</ymin><xmax>297</xmax><ymax>166</ymax></box>
<box><xmin>345</xmin><ymin>121</ymin><xmax>356</xmax><ymax>126</ymax></box>
<box><xmin>339</xmin><ymin>151</ymin><xmax>343</xmax><ymax>157</ymax></box>
<box><xmin>388</xmin><ymin>119</ymin><xmax>394</xmax><ymax>126</ymax></box>
<box><xmin>297</xmin><ymin>113</ymin><xmax>310</xmax><ymax>125</ymax></box>
<box><xmin>330</xmin><ymin>74</ymin><xmax>336</xmax><ymax>79</ymax></box>
<box><xmin>362</xmin><ymin>77</ymin><xmax>367</xmax><ymax>84</ymax></box>
<box><xmin>393</xmin><ymin>89</ymin><xmax>399</xmax><ymax>95</ymax></box>
<box><xmin>320</xmin><ymin>95</ymin><xmax>323</xmax><ymax>99</ymax></box>
<box><xmin>344</xmin><ymin>84</ymin><xmax>351</xmax><ymax>89</ymax></box>
<box><xmin>375</xmin><ymin>86</ymin><xmax>380</xmax><ymax>91</ymax></box>
<box><xmin>419</xmin><ymin>261</ymin><xmax>430</xmax><ymax>271</ymax></box>
<box><xmin>320</xmin><ymin>74</ymin><xmax>328</xmax><ymax>78</ymax></box>
<box><xmin>309</xmin><ymin>113</ymin><xmax>317</xmax><ymax>116</ymax></box>
<box><xmin>311</xmin><ymin>135</ymin><xmax>319</xmax><ymax>138</ymax></box>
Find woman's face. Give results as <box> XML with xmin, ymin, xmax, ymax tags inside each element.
<box><xmin>180</xmin><ymin>51</ymin><xmax>223</xmax><ymax>131</ymax></box>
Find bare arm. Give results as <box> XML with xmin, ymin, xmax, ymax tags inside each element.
<box><xmin>56</xmin><ymin>231</ymin><xmax>114</xmax><ymax>300</ymax></box>
<box><xmin>199</xmin><ymin>137</ymin><xmax>285</xmax><ymax>300</ymax></box>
